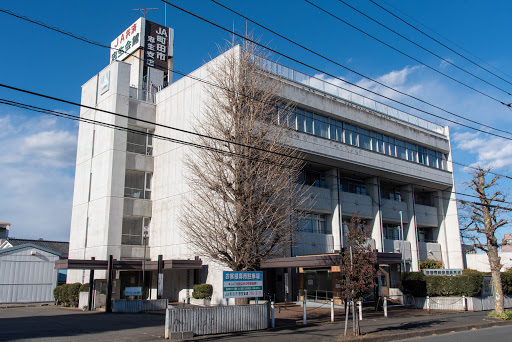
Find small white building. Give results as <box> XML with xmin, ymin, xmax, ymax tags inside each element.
<box><xmin>0</xmin><ymin>244</ymin><xmax>61</xmax><ymax>303</ymax></box>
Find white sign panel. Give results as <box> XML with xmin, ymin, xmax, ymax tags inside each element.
<box><xmin>99</xmin><ymin>70</ymin><xmax>110</xmax><ymax>95</ymax></box>
<box><xmin>223</xmin><ymin>271</ymin><xmax>263</xmax><ymax>298</ymax></box>
<box><xmin>110</xmin><ymin>17</ymin><xmax>144</xmax><ymax>63</ymax></box>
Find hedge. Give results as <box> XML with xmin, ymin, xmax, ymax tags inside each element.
<box><xmin>192</xmin><ymin>284</ymin><xmax>213</xmax><ymax>299</ymax></box>
<box><xmin>401</xmin><ymin>269</ymin><xmax>482</xmax><ymax>297</ymax></box>
<box><xmin>502</xmin><ymin>271</ymin><xmax>512</xmax><ymax>295</ymax></box>
<box><xmin>53</xmin><ymin>283</ymin><xmax>82</xmax><ymax>307</ymax></box>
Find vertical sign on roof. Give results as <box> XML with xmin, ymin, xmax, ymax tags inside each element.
<box><xmin>143</xmin><ymin>20</ymin><xmax>174</xmax><ymax>72</ymax></box>
<box><xmin>223</xmin><ymin>271</ymin><xmax>263</xmax><ymax>298</ymax></box>
<box><xmin>110</xmin><ymin>18</ymin><xmax>144</xmax><ymax>63</ymax></box>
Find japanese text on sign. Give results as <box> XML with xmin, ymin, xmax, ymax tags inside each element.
<box><xmin>223</xmin><ymin>271</ymin><xmax>263</xmax><ymax>299</ymax></box>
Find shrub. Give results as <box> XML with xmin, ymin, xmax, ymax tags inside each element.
<box><xmin>401</xmin><ymin>270</ymin><xmax>482</xmax><ymax>297</ymax></box>
<box><xmin>419</xmin><ymin>259</ymin><xmax>443</xmax><ymax>270</ymax></box>
<box><xmin>79</xmin><ymin>283</ymin><xmax>90</xmax><ymax>292</ymax></box>
<box><xmin>489</xmin><ymin>310</ymin><xmax>512</xmax><ymax>320</ymax></box>
<box><xmin>53</xmin><ymin>283</ymin><xmax>82</xmax><ymax>307</ymax></box>
<box><xmin>401</xmin><ymin>272</ymin><xmax>427</xmax><ymax>297</ymax></box>
<box><xmin>192</xmin><ymin>284</ymin><xmax>213</xmax><ymax>299</ymax></box>
<box><xmin>502</xmin><ymin>271</ymin><xmax>512</xmax><ymax>295</ymax></box>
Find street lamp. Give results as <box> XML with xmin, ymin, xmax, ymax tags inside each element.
<box><xmin>399</xmin><ymin>211</ymin><xmax>406</xmax><ymax>272</ymax></box>
<box><xmin>142</xmin><ymin>226</ymin><xmax>149</xmax><ymax>299</ymax></box>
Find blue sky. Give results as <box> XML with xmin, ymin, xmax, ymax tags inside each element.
<box><xmin>1</xmin><ymin>0</ymin><xmax>512</xmax><ymax>242</ymax></box>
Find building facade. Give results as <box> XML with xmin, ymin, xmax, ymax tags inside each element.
<box><xmin>67</xmin><ymin>33</ymin><xmax>463</xmax><ymax>304</ymax></box>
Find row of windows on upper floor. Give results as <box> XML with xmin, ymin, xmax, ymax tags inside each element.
<box><xmin>278</xmin><ymin>105</ymin><xmax>448</xmax><ymax>170</ymax></box>
<box><xmin>300</xmin><ymin>171</ymin><xmax>436</xmax><ymax>206</ymax></box>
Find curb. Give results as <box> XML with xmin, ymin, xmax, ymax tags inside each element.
<box><xmin>349</xmin><ymin>319</ymin><xmax>512</xmax><ymax>342</ymax></box>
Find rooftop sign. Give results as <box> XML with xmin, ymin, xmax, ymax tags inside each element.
<box><xmin>110</xmin><ymin>18</ymin><xmax>174</xmax><ymax>73</ymax></box>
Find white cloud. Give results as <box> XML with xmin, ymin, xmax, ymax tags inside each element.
<box><xmin>453</xmin><ymin>131</ymin><xmax>512</xmax><ymax>170</ymax></box>
<box><xmin>0</xmin><ymin>112</ymin><xmax>77</xmax><ymax>241</ymax></box>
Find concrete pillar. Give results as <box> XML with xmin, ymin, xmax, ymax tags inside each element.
<box><xmin>402</xmin><ymin>185</ymin><xmax>420</xmax><ymax>271</ymax></box>
<box><xmin>329</xmin><ymin>169</ymin><xmax>343</xmax><ymax>252</ymax></box>
<box><xmin>367</xmin><ymin>177</ymin><xmax>383</xmax><ymax>252</ymax></box>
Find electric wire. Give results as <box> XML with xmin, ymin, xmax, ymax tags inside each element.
<box><xmin>335</xmin><ymin>0</ymin><xmax>512</xmax><ymax>94</ymax></box>
<box><xmin>159</xmin><ymin>0</ymin><xmax>512</xmax><ymax>140</ymax></box>
<box><xmin>369</xmin><ymin>0</ymin><xmax>512</xmax><ymax>86</ymax></box>
<box><xmin>3</xmin><ymin>5</ymin><xmax>512</xmax><ymax>141</ymax></box>
<box><xmin>304</xmin><ymin>0</ymin><xmax>510</xmax><ymax>105</ymax></box>
<box><xmin>208</xmin><ymin>0</ymin><xmax>512</xmax><ymax>137</ymax></box>
<box><xmin>1</xmin><ymin>95</ymin><xmax>510</xmax><ymax>209</ymax></box>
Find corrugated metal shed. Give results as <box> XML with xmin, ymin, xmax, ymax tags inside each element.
<box><xmin>0</xmin><ymin>244</ymin><xmax>61</xmax><ymax>303</ymax></box>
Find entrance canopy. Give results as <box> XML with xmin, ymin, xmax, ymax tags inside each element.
<box><xmin>260</xmin><ymin>252</ymin><xmax>402</xmax><ymax>269</ymax></box>
<box><xmin>54</xmin><ymin>258</ymin><xmax>202</xmax><ymax>270</ymax></box>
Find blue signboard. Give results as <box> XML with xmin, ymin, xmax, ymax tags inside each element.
<box><xmin>223</xmin><ymin>271</ymin><xmax>263</xmax><ymax>298</ymax></box>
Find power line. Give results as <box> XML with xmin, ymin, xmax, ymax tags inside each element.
<box><xmin>335</xmin><ymin>0</ymin><xmax>512</xmax><ymax>95</ymax></box>
<box><xmin>208</xmin><ymin>0</ymin><xmax>512</xmax><ymax>138</ymax></box>
<box><xmin>2</xmin><ymin>92</ymin><xmax>511</xmax><ymax>208</ymax></box>
<box><xmin>3</xmin><ymin>5</ymin><xmax>512</xmax><ymax>142</ymax></box>
<box><xmin>370</xmin><ymin>0</ymin><xmax>512</xmax><ymax>85</ymax></box>
<box><xmin>304</xmin><ymin>0</ymin><xmax>511</xmax><ymax>106</ymax></box>
<box><xmin>159</xmin><ymin>0</ymin><xmax>512</xmax><ymax>141</ymax></box>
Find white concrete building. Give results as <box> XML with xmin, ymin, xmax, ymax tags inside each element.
<box><xmin>67</xmin><ymin>26</ymin><xmax>463</xmax><ymax>304</ymax></box>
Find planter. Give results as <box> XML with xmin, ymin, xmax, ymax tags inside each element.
<box><xmin>189</xmin><ymin>298</ymin><xmax>211</xmax><ymax>306</ymax></box>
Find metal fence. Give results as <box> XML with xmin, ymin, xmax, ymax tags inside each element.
<box><xmin>165</xmin><ymin>303</ymin><xmax>269</xmax><ymax>337</ymax></box>
<box><xmin>112</xmin><ymin>299</ymin><xmax>168</xmax><ymax>313</ymax></box>
<box><xmin>413</xmin><ymin>296</ymin><xmax>512</xmax><ymax>311</ymax></box>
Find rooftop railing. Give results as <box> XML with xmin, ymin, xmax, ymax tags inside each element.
<box><xmin>259</xmin><ymin>58</ymin><xmax>445</xmax><ymax>135</ymax></box>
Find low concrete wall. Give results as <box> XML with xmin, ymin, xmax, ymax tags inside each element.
<box><xmin>165</xmin><ymin>304</ymin><xmax>268</xmax><ymax>338</ymax></box>
<box><xmin>112</xmin><ymin>299</ymin><xmax>168</xmax><ymax>313</ymax></box>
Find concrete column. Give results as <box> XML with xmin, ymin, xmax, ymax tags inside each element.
<box><xmin>367</xmin><ymin>177</ymin><xmax>383</xmax><ymax>252</ymax></box>
<box><xmin>436</xmin><ymin>189</ymin><xmax>463</xmax><ymax>269</ymax></box>
<box><xmin>402</xmin><ymin>185</ymin><xmax>420</xmax><ymax>271</ymax></box>
<box><xmin>329</xmin><ymin>169</ymin><xmax>343</xmax><ymax>252</ymax></box>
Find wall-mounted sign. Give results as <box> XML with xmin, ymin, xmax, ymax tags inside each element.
<box><xmin>223</xmin><ymin>271</ymin><xmax>263</xmax><ymax>298</ymax></box>
<box><xmin>124</xmin><ymin>286</ymin><xmax>142</xmax><ymax>296</ymax></box>
<box><xmin>99</xmin><ymin>70</ymin><xmax>110</xmax><ymax>95</ymax></box>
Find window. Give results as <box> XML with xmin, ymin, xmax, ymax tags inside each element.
<box><xmin>418</xmin><ymin>146</ymin><xmax>427</xmax><ymax>165</ymax></box>
<box><xmin>300</xmin><ymin>214</ymin><xmax>327</xmax><ymax>234</ymax></box>
<box><xmin>396</xmin><ymin>139</ymin><xmax>406</xmax><ymax>160</ymax></box>
<box><xmin>418</xmin><ymin>227</ymin><xmax>435</xmax><ymax>242</ymax></box>
<box><xmin>122</xmin><ymin>216</ymin><xmax>150</xmax><ymax>245</ymax></box>
<box><xmin>127</xmin><ymin>126</ymin><xmax>153</xmax><ymax>155</ymax></box>
<box><xmin>305</xmin><ymin>110</ymin><xmax>314</xmax><ymax>134</ymax></box>
<box><xmin>358</xmin><ymin>128</ymin><xmax>371</xmax><ymax>150</ymax></box>
<box><xmin>340</xmin><ymin>177</ymin><xmax>367</xmax><ymax>196</ymax></box>
<box><xmin>314</xmin><ymin>114</ymin><xmax>329</xmax><ymax>138</ymax></box>
<box><xmin>407</xmin><ymin>143</ymin><xmax>417</xmax><ymax>162</ymax></box>
<box><xmin>381</xmin><ymin>186</ymin><xmax>402</xmax><ymax>201</ymax></box>
<box><xmin>428</xmin><ymin>149</ymin><xmax>437</xmax><ymax>168</ymax></box>
<box><xmin>383</xmin><ymin>223</ymin><xmax>401</xmax><ymax>240</ymax></box>
<box><xmin>386</xmin><ymin>136</ymin><xmax>396</xmax><ymax>157</ymax></box>
<box><xmin>124</xmin><ymin>170</ymin><xmax>152</xmax><ymax>199</ymax></box>
<box><xmin>415</xmin><ymin>191</ymin><xmax>434</xmax><ymax>206</ymax></box>
<box><xmin>298</xmin><ymin>170</ymin><xmax>326</xmax><ymax>188</ymax></box>
<box><xmin>344</xmin><ymin>124</ymin><xmax>357</xmax><ymax>146</ymax></box>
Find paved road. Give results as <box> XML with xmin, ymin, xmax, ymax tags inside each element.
<box><xmin>399</xmin><ymin>324</ymin><xmax>512</xmax><ymax>342</ymax></box>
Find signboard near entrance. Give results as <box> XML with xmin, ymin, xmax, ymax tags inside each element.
<box><xmin>223</xmin><ymin>271</ymin><xmax>263</xmax><ymax>298</ymax></box>
<box><xmin>124</xmin><ymin>286</ymin><xmax>142</xmax><ymax>296</ymax></box>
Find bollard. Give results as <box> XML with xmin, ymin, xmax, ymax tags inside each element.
<box><xmin>270</xmin><ymin>301</ymin><xmax>275</xmax><ymax>328</ymax></box>
<box><xmin>182</xmin><ymin>299</ymin><xmax>185</xmax><ymax>308</ymax></box>
<box><xmin>331</xmin><ymin>298</ymin><xmax>334</xmax><ymax>323</ymax></box>
<box><xmin>383</xmin><ymin>297</ymin><xmax>388</xmax><ymax>318</ymax></box>
<box><xmin>255</xmin><ymin>297</ymin><xmax>258</xmax><ymax>305</ymax></box>
<box><xmin>303</xmin><ymin>299</ymin><xmax>307</xmax><ymax>325</ymax></box>
<box><xmin>164</xmin><ymin>308</ymin><xmax>169</xmax><ymax>339</ymax></box>
<box><xmin>358</xmin><ymin>300</ymin><xmax>362</xmax><ymax>321</ymax></box>
<box><xmin>462</xmin><ymin>295</ymin><xmax>466</xmax><ymax>311</ymax></box>
<box><xmin>426</xmin><ymin>296</ymin><xmax>430</xmax><ymax>314</ymax></box>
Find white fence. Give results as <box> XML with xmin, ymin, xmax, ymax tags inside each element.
<box><xmin>111</xmin><ymin>299</ymin><xmax>168</xmax><ymax>313</ymax></box>
<box><xmin>165</xmin><ymin>304</ymin><xmax>269</xmax><ymax>338</ymax></box>
<box><xmin>414</xmin><ymin>296</ymin><xmax>512</xmax><ymax>311</ymax></box>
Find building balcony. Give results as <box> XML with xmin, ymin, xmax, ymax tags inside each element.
<box><xmin>419</xmin><ymin>241</ymin><xmax>442</xmax><ymax>262</ymax></box>
<box><xmin>293</xmin><ymin>232</ymin><xmax>334</xmax><ymax>256</ymax></box>
<box><xmin>340</xmin><ymin>192</ymin><xmax>373</xmax><ymax>219</ymax></box>
<box><xmin>415</xmin><ymin>204</ymin><xmax>438</xmax><ymax>227</ymax></box>
<box><xmin>383</xmin><ymin>239</ymin><xmax>412</xmax><ymax>261</ymax></box>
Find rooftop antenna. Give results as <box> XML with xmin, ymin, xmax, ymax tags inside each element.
<box><xmin>133</xmin><ymin>8</ymin><xmax>159</xmax><ymax>18</ymax></box>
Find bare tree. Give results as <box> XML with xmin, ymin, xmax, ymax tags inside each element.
<box><xmin>340</xmin><ymin>216</ymin><xmax>378</xmax><ymax>336</ymax></box>
<box><xmin>181</xmin><ymin>37</ymin><xmax>308</xmax><ymax>303</ymax></box>
<box><xmin>460</xmin><ymin>166</ymin><xmax>510</xmax><ymax>314</ymax></box>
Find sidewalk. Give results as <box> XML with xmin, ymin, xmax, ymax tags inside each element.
<box><xmin>189</xmin><ymin>308</ymin><xmax>512</xmax><ymax>341</ymax></box>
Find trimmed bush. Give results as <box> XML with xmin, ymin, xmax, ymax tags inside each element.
<box><xmin>192</xmin><ymin>284</ymin><xmax>213</xmax><ymax>299</ymax></box>
<box><xmin>502</xmin><ymin>271</ymin><xmax>512</xmax><ymax>295</ymax></box>
<box><xmin>53</xmin><ymin>283</ymin><xmax>82</xmax><ymax>307</ymax></box>
<box><xmin>401</xmin><ymin>270</ymin><xmax>483</xmax><ymax>297</ymax></box>
<box><xmin>419</xmin><ymin>259</ymin><xmax>443</xmax><ymax>270</ymax></box>
<box><xmin>79</xmin><ymin>283</ymin><xmax>90</xmax><ymax>292</ymax></box>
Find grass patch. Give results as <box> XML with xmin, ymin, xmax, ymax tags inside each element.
<box><xmin>488</xmin><ymin>310</ymin><xmax>512</xmax><ymax>320</ymax></box>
